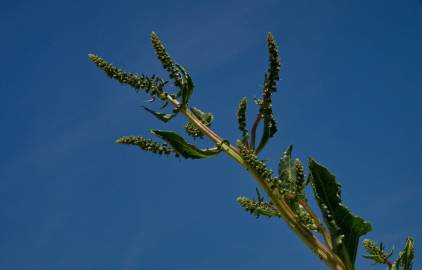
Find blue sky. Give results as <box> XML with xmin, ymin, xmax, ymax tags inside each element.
<box><xmin>1</xmin><ymin>0</ymin><xmax>421</xmax><ymax>269</ymax></box>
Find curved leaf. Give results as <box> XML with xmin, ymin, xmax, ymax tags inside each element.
<box><xmin>151</xmin><ymin>130</ymin><xmax>222</xmax><ymax>159</ymax></box>
<box><xmin>309</xmin><ymin>158</ymin><xmax>372</xmax><ymax>270</ymax></box>
<box><xmin>143</xmin><ymin>106</ymin><xmax>177</xmax><ymax>122</ymax></box>
<box><xmin>191</xmin><ymin>107</ymin><xmax>213</xmax><ymax>125</ymax></box>
<box><xmin>176</xmin><ymin>64</ymin><xmax>194</xmax><ymax>108</ymax></box>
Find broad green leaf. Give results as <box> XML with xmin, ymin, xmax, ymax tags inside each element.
<box><xmin>143</xmin><ymin>107</ymin><xmax>176</xmax><ymax>122</ymax></box>
<box><xmin>151</xmin><ymin>130</ymin><xmax>222</xmax><ymax>159</ymax></box>
<box><xmin>309</xmin><ymin>158</ymin><xmax>372</xmax><ymax>270</ymax></box>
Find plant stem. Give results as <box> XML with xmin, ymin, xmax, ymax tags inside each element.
<box><xmin>299</xmin><ymin>199</ymin><xmax>333</xmax><ymax>249</ymax></box>
<box><xmin>250</xmin><ymin>113</ymin><xmax>261</xmax><ymax>149</ymax></box>
<box><xmin>166</xmin><ymin>94</ymin><xmax>346</xmax><ymax>270</ymax></box>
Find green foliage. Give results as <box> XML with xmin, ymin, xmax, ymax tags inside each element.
<box><xmin>363</xmin><ymin>237</ymin><xmax>414</xmax><ymax>270</ymax></box>
<box><xmin>238</xmin><ymin>188</ymin><xmax>280</xmax><ymax>218</ymax></box>
<box><xmin>151</xmin><ymin>32</ymin><xmax>193</xmax><ymax>108</ymax></box>
<box><xmin>237</xmin><ymin>96</ymin><xmax>249</xmax><ymax>143</ymax></box>
<box><xmin>184</xmin><ymin>107</ymin><xmax>214</xmax><ymax>138</ymax></box>
<box><xmin>150</xmin><ymin>32</ymin><xmax>184</xmax><ymax>89</ymax></box>
<box><xmin>237</xmin><ymin>140</ymin><xmax>274</xmax><ymax>181</ymax></box>
<box><xmin>184</xmin><ymin>122</ymin><xmax>204</xmax><ymax>138</ymax></box>
<box><xmin>116</xmin><ymin>136</ymin><xmax>176</xmax><ymax>156</ymax></box>
<box><xmin>277</xmin><ymin>146</ymin><xmax>318</xmax><ymax>231</ymax></box>
<box><xmin>88</xmin><ymin>54</ymin><xmax>167</xmax><ymax>99</ymax></box>
<box><xmin>151</xmin><ymin>130</ymin><xmax>222</xmax><ymax>159</ymax></box>
<box><xmin>90</xmin><ymin>31</ymin><xmax>415</xmax><ymax>270</ymax></box>
<box><xmin>237</xmin><ymin>197</ymin><xmax>280</xmax><ymax>218</ymax></box>
<box><xmin>363</xmin><ymin>239</ymin><xmax>394</xmax><ymax>265</ymax></box>
<box><xmin>397</xmin><ymin>237</ymin><xmax>415</xmax><ymax>270</ymax></box>
<box><xmin>143</xmin><ymin>106</ymin><xmax>177</xmax><ymax>122</ymax></box>
<box><xmin>309</xmin><ymin>158</ymin><xmax>372</xmax><ymax>270</ymax></box>
<box><xmin>255</xmin><ymin>32</ymin><xmax>281</xmax><ymax>153</ymax></box>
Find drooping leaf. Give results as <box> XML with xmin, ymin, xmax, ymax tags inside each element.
<box><xmin>143</xmin><ymin>106</ymin><xmax>177</xmax><ymax>122</ymax></box>
<box><xmin>151</xmin><ymin>130</ymin><xmax>222</xmax><ymax>159</ymax></box>
<box><xmin>309</xmin><ymin>158</ymin><xmax>372</xmax><ymax>270</ymax></box>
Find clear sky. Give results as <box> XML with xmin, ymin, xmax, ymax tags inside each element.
<box><xmin>1</xmin><ymin>0</ymin><xmax>421</xmax><ymax>269</ymax></box>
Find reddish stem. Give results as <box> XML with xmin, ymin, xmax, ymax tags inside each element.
<box><xmin>250</xmin><ymin>113</ymin><xmax>262</xmax><ymax>149</ymax></box>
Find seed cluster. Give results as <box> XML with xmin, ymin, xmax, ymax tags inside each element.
<box><xmin>237</xmin><ymin>140</ymin><xmax>273</xmax><ymax>180</ymax></box>
<box><xmin>116</xmin><ymin>136</ymin><xmax>175</xmax><ymax>156</ymax></box>
<box><xmin>151</xmin><ymin>32</ymin><xmax>183</xmax><ymax>88</ymax></box>
<box><xmin>237</xmin><ymin>196</ymin><xmax>280</xmax><ymax>218</ymax></box>
<box><xmin>295</xmin><ymin>159</ymin><xmax>306</xmax><ymax>198</ymax></box>
<box><xmin>237</xmin><ymin>97</ymin><xmax>248</xmax><ymax>140</ymax></box>
<box><xmin>259</xmin><ymin>33</ymin><xmax>281</xmax><ymax>138</ymax></box>
<box><xmin>184</xmin><ymin>122</ymin><xmax>204</xmax><ymax>138</ymax></box>
<box><xmin>88</xmin><ymin>54</ymin><xmax>166</xmax><ymax>99</ymax></box>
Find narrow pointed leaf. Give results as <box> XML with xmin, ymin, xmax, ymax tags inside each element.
<box><xmin>151</xmin><ymin>130</ymin><xmax>222</xmax><ymax>159</ymax></box>
<box><xmin>143</xmin><ymin>107</ymin><xmax>177</xmax><ymax>122</ymax></box>
<box><xmin>397</xmin><ymin>237</ymin><xmax>415</xmax><ymax>270</ymax></box>
<box><xmin>309</xmin><ymin>158</ymin><xmax>372</xmax><ymax>270</ymax></box>
<box><xmin>278</xmin><ymin>145</ymin><xmax>295</xmax><ymax>191</ymax></box>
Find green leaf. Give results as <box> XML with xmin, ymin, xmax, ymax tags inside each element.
<box><xmin>151</xmin><ymin>130</ymin><xmax>222</xmax><ymax>159</ymax></box>
<box><xmin>309</xmin><ymin>158</ymin><xmax>372</xmax><ymax>270</ymax></box>
<box><xmin>116</xmin><ymin>136</ymin><xmax>175</xmax><ymax>156</ymax></box>
<box><xmin>278</xmin><ymin>145</ymin><xmax>295</xmax><ymax>192</ymax></box>
<box><xmin>397</xmin><ymin>237</ymin><xmax>415</xmax><ymax>270</ymax></box>
<box><xmin>143</xmin><ymin>107</ymin><xmax>177</xmax><ymax>122</ymax></box>
<box><xmin>190</xmin><ymin>107</ymin><xmax>214</xmax><ymax>125</ymax></box>
<box><xmin>176</xmin><ymin>63</ymin><xmax>194</xmax><ymax>108</ymax></box>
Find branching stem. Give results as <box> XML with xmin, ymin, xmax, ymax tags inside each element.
<box><xmin>165</xmin><ymin>93</ymin><xmax>346</xmax><ymax>270</ymax></box>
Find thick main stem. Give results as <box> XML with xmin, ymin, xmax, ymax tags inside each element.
<box><xmin>166</xmin><ymin>95</ymin><xmax>346</xmax><ymax>270</ymax></box>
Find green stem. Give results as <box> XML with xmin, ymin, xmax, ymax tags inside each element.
<box><xmin>166</xmin><ymin>94</ymin><xmax>346</xmax><ymax>270</ymax></box>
